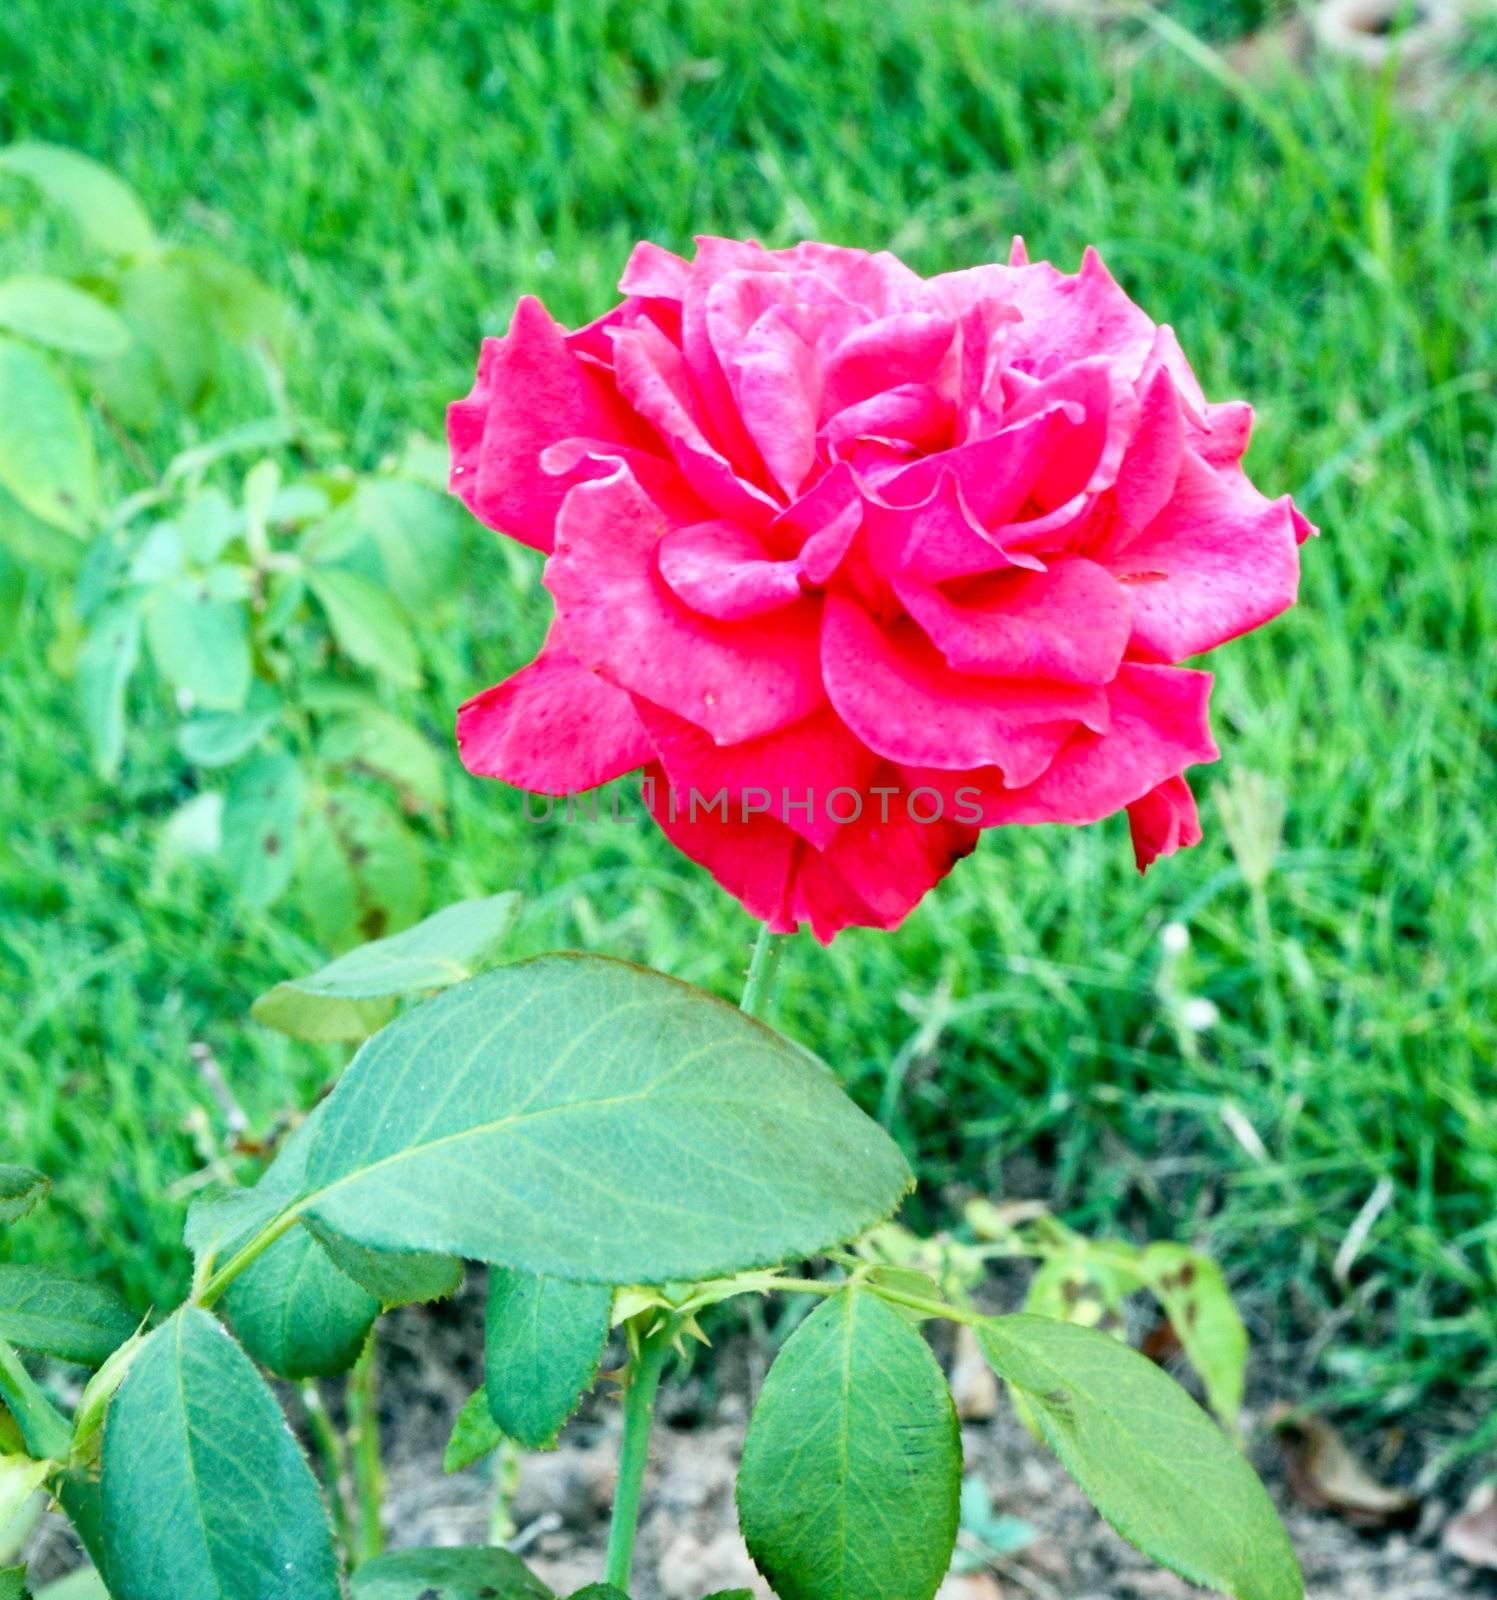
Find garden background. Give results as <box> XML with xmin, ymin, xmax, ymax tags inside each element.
<box><xmin>1</xmin><ymin>0</ymin><xmax>1494</xmax><ymax>1503</ymax></box>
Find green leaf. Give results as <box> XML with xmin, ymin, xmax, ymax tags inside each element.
<box><xmin>444</xmin><ymin>1388</ymin><xmax>503</xmax><ymax>1474</ymax></box>
<box><xmin>0</xmin><ymin>338</ymin><xmax>96</xmax><ymax>534</ymax></box>
<box><xmin>100</xmin><ymin>1308</ymin><xmax>340</xmax><ymax>1600</ymax></box>
<box><xmin>976</xmin><ymin>1315</ymin><xmax>1302</xmax><ymax>1600</ymax></box>
<box><xmin>306</xmin><ymin>565</ymin><xmax>421</xmax><ymax>686</ymax></box>
<box><xmin>78</xmin><ymin>596</ymin><xmax>142</xmax><ymax>779</ymax></box>
<box><xmin>565</xmin><ymin>1590</ymin><xmax>629</xmax><ymax>1600</ymax></box>
<box><xmin>0</xmin><ymin>1267</ymin><xmax>136</xmax><ymax>1367</ymax></box>
<box><xmin>305</xmin><ymin>1225</ymin><xmax>462</xmax><ymax>1310</ymax></box>
<box><xmin>701</xmin><ymin>1592</ymin><xmax>753</xmax><ymax>1599</ymax></box>
<box><xmin>1136</xmin><ymin>1243</ymin><xmax>1249</xmax><ymax>1428</ymax></box>
<box><xmin>0</xmin><ymin>1170</ymin><xmax>48</xmax><ymax>1228</ymax></box>
<box><xmin>299</xmin><ymin>956</ymin><xmax>913</xmax><ymax>1282</ymax></box>
<box><xmin>0</xmin><ymin>277</ymin><xmax>131</xmax><ymax>359</ymax></box>
<box><xmin>738</xmin><ymin>1288</ymin><xmax>959</xmax><ymax>1600</ymax></box>
<box><xmin>221</xmin><ymin>1225</ymin><xmax>378</xmax><ymax>1380</ymax></box>
<box><xmin>251</xmin><ymin>893</ymin><xmax>520</xmax><ymax>1042</ymax></box>
<box><xmin>485</xmin><ymin>1269</ymin><xmax>611</xmax><ymax>1450</ymax></box>
<box><xmin>144</xmin><ymin>579</ymin><xmax>250</xmax><ymax>710</ymax></box>
<box><xmin>350</xmin><ymin>1547</ymin><xmax>553</xmax><ymax>1600</ymax></box>
<box><xmin>0</xmin><ymin>144</ymin><xmax>154</xmax><ymax>256</ymax></box>
<box><xmin>0</xmin><ymin>1563</ymin><xmax>30</xmax><ymax>1600</ymax></box>
<box><xmin>221</xmin><ymin>751</ymin><xmax>302</xmax><ymax>904</ymax></box>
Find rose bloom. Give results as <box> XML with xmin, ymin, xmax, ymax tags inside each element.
<box><xmin>449</xmin><ymin>238</ymin><xmax>1313</xmax><ymax>942</ymax></box>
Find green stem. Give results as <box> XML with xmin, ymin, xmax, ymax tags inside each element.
<box><xmin>771</xmin><ymin>1276</ymin><xmax>986</xmax><ymax>1329</ymax></box>
<box><xmin>299</xmin><ymin>1381</ymin><xmax>356</xmax><ymax>1558</ymax></box>
<box><xmin>603</xmin><ymin>1318</ymin><xmax>677</xmax><ymax>1590</ymax></box>
<box><xmin>347</xmin><ymin>1337</ymin><xmax>384</xmax><ymax>1567</ymax></box>
<box><xmin>193</xmin><ymin>1205</ymin><xmax>302</xmax><ymax>1309</ymax></box>
<box><xmin>740</xmin><ymin>924</ymin><xmax>788</xmax><ymax>1019</ymax></box>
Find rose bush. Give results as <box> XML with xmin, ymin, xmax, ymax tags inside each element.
<box><xmin>450</xmin><ymin>237</ymin><xmax>1314</xmax><ymax>941</ymax></box>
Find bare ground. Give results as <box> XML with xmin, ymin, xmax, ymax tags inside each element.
<box><xmin>368</xmin><ymin>1286</ymin><xmax>1495</xmax><ymax>1600</ymax></box>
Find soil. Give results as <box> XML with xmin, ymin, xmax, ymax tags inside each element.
<box><xmin>366</xmin><ymin>1283</ymin><xmax>1494</xmax><ymax>1600</ymax></box>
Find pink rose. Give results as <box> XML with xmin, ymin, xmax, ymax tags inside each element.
<box><xmin>449</xmin><ymin>238</ymin><xmax>1313</xmax><ymax>942</ymax></box>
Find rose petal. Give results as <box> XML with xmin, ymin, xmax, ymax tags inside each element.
<box><xmin>633</xmin><ymin>700</ymin><xmax>880</xmax><ymax>849</ymax></box>
<box><xmin>657</xmin><ymin>519</ymin><xmax>803</xmax><ymax>621</ymax></box>
<box><xmin>547</xmin><ymin>465</ymin><xmax>825</xmax><ymax>744</ymax></box>
<box><xmin>447</xmin><ymin>295</ymin><xmax>656</xmax><ymax>552</ymax></box>
<box><xmin>895</xmin><ymin>557</ymin><xmax>1131</xmax><ymax>686</ymax></box>
<box><xmin>820</xmin><ymin>311</ymin><xmax>957</xmax><ymax>418</ymax></box>
<box><xmin>1099</xmin><ymin>449</ymin><xmax>1301</xmax><ymax>662</ymax></box>
<box><xmin>1110</xmin><ymin>366</ymin><xmax>1186</xmax><ymax>543</ymax></box>
<box><xmin>822</xmin><ymin>591</ymin><xmax>1108</xmax><ymax>780</ymax></box>
<box><xmin>609</xmin><ymin>318</ymin><xmax>781</xmax><ymax>526</ymax></box>
<box><xmin>1127</xmin><ymin>773</ymin><xmax>1202</xmax><ymax>871</ymax></box>
<box><xmin>941</xmin><ymin>663</ymin><xmax>1218</xmax><ymax>827</ymax></box>
<box><xmin>456</xmin><ymin>623</ymin><xmax>654</xmax><ymax>794</ymax></box>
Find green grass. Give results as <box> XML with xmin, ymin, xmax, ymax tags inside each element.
<box><xmin>0</xmin><ymin>0</ymin><xmax>1494</xmax><ymax>1430</ymax></box>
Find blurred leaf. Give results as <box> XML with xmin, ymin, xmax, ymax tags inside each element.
<box><xmin>0</xmin><ymin>1171</ymin><xmax>48</xmax><ymax>1228</ymax></box>
<box><xmin>0</xmin><ymin>1561</ymin><xmax>30</xmax><ymax>1600</ymax></box>
<box><xmin>350</xmin><ymin>1547</ymin><xmax>552</xmax><ymax>1600</ymax></box>
<box><xmin>155</xmin><ymin>791</ymin><xmax>225</xmax><ymax>872</ymax></box>
<box><xmin>1272</xmin><ymin>1410</ymin><xmax>1418</xmax><ymax>1530</ymax></box>
<box><xmin>320</xmin><ymin>709</ymin><xmax>445</xmax><ymax>812</ymax></box>
<box><xmin>444</xmin><ymin>1388</ymin><xmax>503</xmax><ymax>1474</ymax></box>
<box><xmin>1023</xmin><ymin>1251</ymin><xmax>1130</xmax><ymax>1337</ymax></box>
<box><xmin>33</xmin><ymin>1569</ymin><xmax>109</xmax><ymax>1600</ymax></box>
<box><xmin>485</xmin><ymin>1269</ymin><xmax>611</xmax><ymax>1451</ymax></box>
<box><xmin>126</xmin><ymin>522</ymin><xmax>183</xmax><ymax>586</ymax></box>
<box><xmin>345</xmin><ymin>478</ymin><xmax>464</xmax><ymax>610</ymax></box>
<box><xmin>1136</xmin><ymin>1243</ymin><xmax>1248</xmax><ymax>1427</ymax></box>
<box><xmin>299</xmin><ymin>957</ymin><xmax>913</xmax><ymax>1279</ymax></box>
<box><xmin>78</xmin><ymin>596</ymin><xmax>142</xmax><ymax>779</ymax></box>
<box><xmin>171</xmin><ymin>248</ymin><xmax>288</xmax><ymax>360</ymax></box>
<box><xmin>0</xmin><ymin>1266</ymin><xmax>136</xmax><ymax>1367</ymax></box>
<box><xmin>251</xmin><ymin>892</ymin><xmax>519</xmax><ymax>1041</ymax></box>
<box><xmin>0</xmin><ymin>487</ymin><xmax>81</xmax><ymax>576</ymax></box>
<box><xmin>109</xmin><ymin>253</ymin><xmax>217</xmax><ymax>410</ymax></box>
<box><xmin>222</xmin><ymin>1225</ymin><xmax>377</xmax><ymax>1380</ymax></box>
<box><xmin>0</xmin><ymin>144</ymin><xmax>154</xmax><ymax>256</ymax></box>
<box><xmin>0</xmin><ymin>337</ymin><xmax>96</xmax><ymax>534</ymax></box>
<box><xmin>100</xmin><ymin>1309</ymin><xmax>339</xmax><ymax>1600</ymax></box>
<box><xmin>0</xmin><ymin>277</ymin><xmax>130</xmax><ymax>359</ymax></box>
<box><xmin>295</xmin><ymin>788</ymin><xmax>427</xmax><ymax>950</ymax></box>
<box><xmin>738</xmin><ymin>1287</ymin><xmax>960</xmax><ymax>1600</ymax></box>
<box><xmin>978</xmin><ymin>1315</ymin><xmax>1302</xmax><ymax>1600</ymax></box>
<box><xmin>177</xmin><ymin>488</ymin><xmax>237</xmax><ymax>565</ymax></box>
<box><xmin>145</xmin><ymin>579</ymin><xmax>250</xmax><ymax>711</ymax></box>
<box><xmin>306</xmin><ymin>565</ymin><xmax>420</xmax><ymax>687</ymax></box>
<box><xmin>0</xmin><ymin>1457</ymin><xmax>47</xmax><ymax>1527</ymax></box>
<box><xmin>176</xmin><ymin>688</ymin><xmax>276</xmax><ymax>768</ymax></box>
<box><xmin>221</xmin><ymin>751</ymin><xmax>302</xmax><ymax>904</ymax></box>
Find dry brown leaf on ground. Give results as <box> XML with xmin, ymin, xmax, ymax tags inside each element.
<box><xmin>1443</xmin><ymin>1481</ymin><xmax>1497</xmax><ymax>1569</ymax></box>
<box><xmin>1271</xmin><ymin>1407</ymin><xmax>1420</xmax><ymax>1530</ymax></box>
